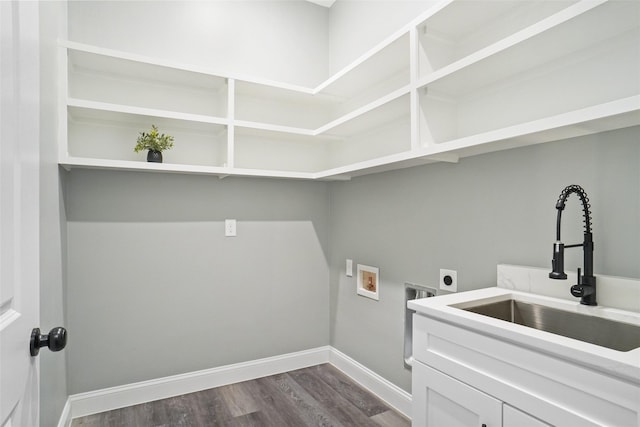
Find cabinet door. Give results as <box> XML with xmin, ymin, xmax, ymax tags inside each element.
<box><xmin>412</xmin><ymin>362</ymin><xmax>501</xmax><ymax>427</ymax></box>
<box><xmin>503</xmin><ymin>405</ymin><xmax>551</xmax><ymax>427</ymax></box>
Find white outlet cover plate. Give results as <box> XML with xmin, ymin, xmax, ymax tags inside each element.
<box><xmin>440</xmin><ymin>269</ymin><xmax>457</xmax><ymax>292</ymax></box>
<box><xmin>346</xmin><ymin>259</ymin><xmax>353</xmax><ymax>277</ymax></box>
<box><xmin>225</xmin><ymin>219</ymin><xmax>237</xmax><ymax>237</ymax></box>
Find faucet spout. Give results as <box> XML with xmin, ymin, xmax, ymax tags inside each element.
<box><xmin>549</xmin><ymin>185</ymin><xmax>597</xmax><ymax>306</ymax></box>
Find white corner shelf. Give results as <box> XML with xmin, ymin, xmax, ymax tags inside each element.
<box><xmin>317</xmin><ymin>30</ymin><xmax>411</xmax><ymax>100</ymax></box>
<box><xmin>59</xmin><ymin>0</ymin><xmax>640</xmax><ymax>181</ymax></box>
<box><xmin>415</xmin><ymin>0</ymin><xmax>584</xmax><ymax>77</ymax></box>
<box><xmin>233</xmin><ymin>127</ymin><xmax>331</xmax><ymax>173</ymax></box>
<box><xmin>417</xmin><ymin>95</ymin><xmax>640</xmax><ymax>158</ymax></box>
<box><xmin>59</xmin><ymin>155</ymin><xmax>322</xmax><ymax>181</ymax></box>
<box><xmin>68</xmin><ymin>98</ymin><xmax>229</xmax><ymax>126</ymax></box>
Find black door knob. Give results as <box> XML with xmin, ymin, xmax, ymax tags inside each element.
<box><xmin>30</xmin><ymin>327</ymin><xmax>67</xmax><ymax>357</ymax></box>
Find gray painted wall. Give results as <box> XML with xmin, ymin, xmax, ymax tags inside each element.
<box><xmin>65</xmin><ymin>171</ymin><xmax>330</xmax><ymax>393</ymax></box>
<box><xmin>328</xmin><ymin>127</ymin><xmax>640</xmax><ymax>393</ymax></box>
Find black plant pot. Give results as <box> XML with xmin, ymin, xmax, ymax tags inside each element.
<box><xmin>147</xmin><ymin>150</ymin><xmax>163</xmax><ymax>163</ymax></box>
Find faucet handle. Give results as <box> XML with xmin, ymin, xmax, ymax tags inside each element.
<box><xmin>570</xmin><ymin>268</ymin><xmax>583</xmax><ymax>297</ymax></box>
<box><xmin>571</xmin><ymin>284</ymin><xmax>584</xmax><ymax>297</ymax></box>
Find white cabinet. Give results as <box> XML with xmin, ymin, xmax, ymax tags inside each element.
<box><xmin>411</xmin><ymin>314</ymin><xmax>640</xmax><ymax>427</ymax></box>
<box><xmin>503</xmin><ymin>405</ymin><xmax>550</xmax><ymax>427</ymax></box>
<box><xmin>413</xmin><ymin>362</ymin><xmax>501</xmax><ymax>427</ymax></box>
<box><xmin>413</xmin><ymin>362</ymin><xmax>551</xmax><ymax>427</ymax></box>
<box><xmin>59</xmin><ymin>0</ymin><xmax>640</xmax><ymax>180</ymax></box>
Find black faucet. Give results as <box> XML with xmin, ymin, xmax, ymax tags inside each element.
<box><xmin>549</xmin><ymin>185</ymin><xmax>597</xmax><ymax>306</ymax></box>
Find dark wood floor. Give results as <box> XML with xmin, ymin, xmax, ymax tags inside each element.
<box><xmin>71</xmin><ymin>364</ymin><xmax>410</xmax><ymax>427</ymax></box>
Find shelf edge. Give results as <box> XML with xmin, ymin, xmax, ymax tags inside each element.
<box><xmin>67</xmin><ymin>98</ymin><xmax>229</xmax><ymax>126</ymax></box>
<box><xmin>59</xmin><ymin>157</ymin><xmax>319</xmax><ymax>180</ymax></box>
<box><xmin>315</xmin><ymin>85</ymin><xmax>411</xmax><ymax>135</ymax></box>
<box><xmin>233</xmin><ymin>120</ymin><xmax>315</xmax><ymax>136</ymax></box>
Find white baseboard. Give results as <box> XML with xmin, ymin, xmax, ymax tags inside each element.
<box><xmin>329</xmin><ymin>347</ymin><xmax>412</xmax><ymax>418</ymax></box>
<box><xmin>66</xmin><ymin>346</ymin><xmax>330</xmax><ymax>420</ymax></box>
<box><xmin>59</xmin><ymin>345</ymin><xmax>412</xmax><ymax>424</ymax></box>
<box><xmin>56</xmin><ymin>399</ymin><xmax>72</xmax><ymax>427</ymax></box>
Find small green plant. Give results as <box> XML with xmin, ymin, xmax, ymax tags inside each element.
<box><xmin>134</xmin><ymin>125</ymin><xmax>174</xmax><ymax>153</ymax></box>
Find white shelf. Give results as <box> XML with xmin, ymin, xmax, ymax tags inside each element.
<box><xmin>68</xmin><ymin>46</ymin><xmax>228</xmax><ymax>118</ymax></box>
<box><xmin>67</xmin><ymin>106</ymin><xmax>228</xmax><ymax>167</ymax></box>
<box><xmin>318</xmin><ymin>86</ymin><xmax>411</xmax><ymax>136</ymax></box>
<box><xmin>422</xmin><ymin>96</ymin><xmax>640</xmax><ymax>157</ymax></box>
<box><xmin>417</xmin><ymin>1</ymin><xmax>632</xmax><ymax>95</ymax></box>
<box><xmin>317</xmin><ymin>95</ymin><xmax>640</xmax><ymax>180</ymax></box>
<box><xmin>68</xmin><ymin>98</ymin><xmax>228</xmax><ymax>126</ymax></box>
<box><xmin>418</xmin><ymin>0</ymin><xmax>640</xmax><ymax>146</ymax></box>
<box><xmin>233</xmin><ymin>127</ymin><xmax>332</xmax><ymax>173</ymax></box>
<box><xmin>60</xmin><ymin>156</ymin><xmax>230</xmax><ymax>175</ymax></box>
<box><xmin>233</xmin><ymin>120</ymin><xmax>314</xmax><ymax>137</ymax></box>
<box><xmin>234</xmin><ymin>81</ymin><xmax>334</xmax><ymax>130</ymax></box>
<box><xmin>416</xmin><ymin>0</ymin><xmax>582</xmax><ymax>76</ymax></box>
<box><xmin>62</xmin><ymin>40</ymin><xmax>314</xmax><ymax>95</ymax></box>
<box><xmin>59</xmin><ymin>0</ymin><xmax>640</xmax><ymax>181</ymax></box>
<box><xmin>59</xmin><ymin>156</ymin><xmax>320</xmax><ymax>180</ymax></box>
<box><xmin>317</xmin><ymin>30</ymin><xmax>411</xmax><ymax>103</ymax></box>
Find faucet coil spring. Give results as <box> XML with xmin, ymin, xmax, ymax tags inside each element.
<box><xmin>555</xmin><ymin>184</ymin><xmax>593</xmax><ymax>235</ymax></box>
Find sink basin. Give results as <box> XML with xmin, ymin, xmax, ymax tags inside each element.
<box><xmin>454</xmin><ymin>298</ymin><xmax>640</xmax><ymax>352</ymax></box>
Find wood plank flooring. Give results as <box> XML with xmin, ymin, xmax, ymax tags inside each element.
<box><xmin>71</xmin><ymin>364</ymin><xmax>410</xmax><ymax>427</ymax></box>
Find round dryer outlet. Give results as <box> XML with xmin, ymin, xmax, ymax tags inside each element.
<box><xmin>439</xmin><ymin>269</ymin><xmax>457</xmax><ymax>292</ymax></box>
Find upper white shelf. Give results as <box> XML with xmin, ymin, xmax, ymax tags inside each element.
<box><xmin>317</xmin><ymin>31</ymin><xmax>411</xmax><ymax>99</ymax></box>
<box><xmin>68</xmin><ymin>47</ymin><xmax>227</xmax><ymax>90</ymax></box>
<box><xmin>67</xmin><ymin>98</ymin><xmax>229</xmax><ymax>127</ymax></box>
<box><xmin>320</xmin><ymin>89</ymin><xmax>410</xmax><ymax>137</ymax></box>
<box><xmin>316</xmin><ymin>95</ymin><xmax>640</xmax><ymax>179</ymax></box>
<box><xmin>417</xmin><ymin>0</ymin><xmax>636</xmax><ymax>95</ymax></box>
<box><xmin>59</xmin><ymin>0</ymin><xmax>640</xmax><ymax>181</ymax></box>
<box><xmin>67</xmin><ymin>46</ymin><xmax>228</xmax><ymax>119</ymax></box>
<box><xmin>415</xmin><ymin>0</ymin><xmax>582</xmax><ymax>76</ymax></box>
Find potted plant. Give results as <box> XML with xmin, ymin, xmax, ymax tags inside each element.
<box><xmin>134</xmin><ymin>125</ymin><xmax>174</xmax><ymax>163</ymax></box>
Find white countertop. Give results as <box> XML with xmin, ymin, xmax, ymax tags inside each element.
<box><xmin>408</xmin><ymin>287</ymin><xmax>640</xmax><ymax>384</ymax></box>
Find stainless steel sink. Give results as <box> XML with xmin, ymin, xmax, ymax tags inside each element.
<box><xmin>455</xmin><ymin>298</ymin><xmax>640</xmax><ymax>352</ymax></box>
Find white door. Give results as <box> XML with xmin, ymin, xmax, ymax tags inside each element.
<box><xmin>0</xmin><ymin>1</ymin><xmax>41</xmax><ymax>426</ymax></box>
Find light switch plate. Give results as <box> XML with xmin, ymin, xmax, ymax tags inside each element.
<box><xmin>346</xmin><ymin>259</ymin><xmax>353</xmax><ymax>277</ymax></box>
<box><xmin>225</xmin><ymin>219</ymin><xmax>237</xmax><ymax>237</ymax></box>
